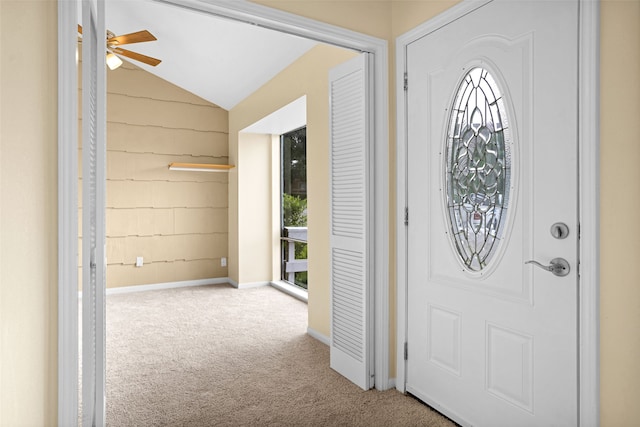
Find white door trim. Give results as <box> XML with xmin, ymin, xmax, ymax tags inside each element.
<box><xmin>58</xmin><ymin>0</ymin><xmax>390</xmax><ymax>420</ymax></box>
<box><xmin>57</xmin><ymin>1</ymin><xmax>79</xmax><ymax>425</ymax></box>
<box><xmin>80</xmin><ymin>1</ymin><xmax>108</xmax><ymax>424</ymax></box>
<box><xmin>576</xmin><ymin>1</ymin><xmax>601</xmax><ymax>424</ymax></box>
<box><xmin>395</xmin><ymin>1</ymin><xmax>600</xmax><ymax>426</ymax></box>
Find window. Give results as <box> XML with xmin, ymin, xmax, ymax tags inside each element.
<box><xmin>445</xmin><ymin>67</ymin><xmax>512</xmax><ymax>272</ymax></box>
<box><xmin>281</xmin><ymin>127</ymin><xmax>308</xmax><ymax>288</ymax></box>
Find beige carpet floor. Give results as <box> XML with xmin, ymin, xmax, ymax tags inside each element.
<box><xmin>105</xmin><ymin>283</ymin><xmax>456</xmax><ymax>426</ymax></box>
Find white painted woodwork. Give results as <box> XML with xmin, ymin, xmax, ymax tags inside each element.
<box><xmin>396</xmin><ymin>1</ymin><xmax>600</xmax><ymax>424</ymax></box>
<box><xmin>576</xmin><ymin>3</ymin><xmax>602</xmax><ymax>425</ymax></box>
<box><xmin>58</xmin><ymin>0</ymin><xmax>80</xmax><ymax>424</ymax></box>
<box><xmin>329</xmin><ymin>54</ymin><xmax>372</xmax><ymax>390</ymax></box>
<box><xmin>285</xmin><ymin>260</ymin><xmax>308</xmax><ymax>274</ymax></box>
<box><xmin>103</xmin><ymin>277</ymin><xmax>233</xmax><ymax>295</ymax></box>
<box><xmin>405</xmin><ymin>1</ymin><xmax>579</xmax><ymax>425</ymax></box>
<box><xmin>283</xmin><ymin>227</ymin><xmax>308</xmax><ymax>282</ymax></box>
<box><xmin>81</xmin><ymin>0</ymin><xmax>107</xmax><ymax>425</ymax></box>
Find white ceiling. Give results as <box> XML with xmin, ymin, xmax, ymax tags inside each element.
<box><xmin>103</xmin><ymin>0</ymin><xmax>318</xmax><ymax>110</ymax></box>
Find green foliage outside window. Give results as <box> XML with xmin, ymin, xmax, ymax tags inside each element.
<box><xmin>283</xmin><ymin>193</ymin><xmax>307</xmax><ymax>227</ymax></box>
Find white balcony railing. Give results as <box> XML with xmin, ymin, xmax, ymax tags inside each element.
<box><xmin>282</xmin><ymin>226</ymin><xmax>308</xmax><ymax>287</ymax></box>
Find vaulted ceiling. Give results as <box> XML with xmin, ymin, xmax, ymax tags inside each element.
<box><xmin>104</xmin><ymin>0</ymin><xmax>318</xmax><ymax>110</ymax></box>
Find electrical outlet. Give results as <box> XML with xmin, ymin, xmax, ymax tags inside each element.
<box><xmin>221</xmin><ymin>257</ymin><xmax>227</xmax><ymax>267</ymax></box>
<box><xmin>136</xmin><ymin>256</ymin><xmax>143</xmax><ymax>267</ymax></box>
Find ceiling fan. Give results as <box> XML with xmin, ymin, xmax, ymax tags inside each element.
<box><xmin>77</xmin><ymin>24</ymin><xmax>162</xmax><ymax>70</ymax></box>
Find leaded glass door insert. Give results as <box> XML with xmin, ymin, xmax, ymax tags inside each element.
<box><xmin>445</xmin><ymin>67</ymin><xmax>512</xmax><ymax>272</ymax></box>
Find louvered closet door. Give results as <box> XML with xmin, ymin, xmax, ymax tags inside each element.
<box><xmin>81</xmin><ymin>0</ymin><xmax>107</xmax><ymax>425</ymax></box>
<box><xmin>329</xmin><ymin>53</ymin><xmax>372</xmax><ymax>390</ymax></box>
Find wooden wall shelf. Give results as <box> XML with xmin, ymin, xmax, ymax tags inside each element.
<box><xmin>168</xmin><ymin>162</ymin><xmax>235</xmax><ymax>172</ymax></box>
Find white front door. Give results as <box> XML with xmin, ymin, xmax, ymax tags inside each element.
<box><xmin>406</xmin><ymin>1</ymin><xmax>579</xmax><ymax>425</ymax></box>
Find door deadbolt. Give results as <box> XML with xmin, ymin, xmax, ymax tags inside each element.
<box><xmin>550</xmin><ymin>222</ymin><xmax>569</xmax><ymax>239</ymax></box>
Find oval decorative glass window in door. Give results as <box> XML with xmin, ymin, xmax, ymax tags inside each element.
<box><xmin>445</xmin><ymin>67</ymin><xmax>512</xmax><ymax>272</ymax></box>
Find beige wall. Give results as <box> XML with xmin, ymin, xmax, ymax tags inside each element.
<box><xmin>0</xmin><ymin>1</ymin><xmax>58</xmax><ymax>425</ymax></box>
<box><xmin>599</xmin><ymin>1</ymin><xmax>640</xmax><ymax>425</ymax></box>
<box><xmin>229</xmin><ymin>44</ymin><xmax>357</xmax><ymax>335</ymax></box>
<box><xmin>79</xmin><ymin>61</ymin><xmax>230</xmax><ymax>288</ymax></box>
<box><xmin>236</xmin><ymin>132</ymin><xmax>274</xmax><ymax>284</ymax></box>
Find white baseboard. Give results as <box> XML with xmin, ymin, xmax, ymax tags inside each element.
<box><xmin>228</xmin><ymin>279</ymin><xmax>272</xmax><ymax>289</ymax></box>
<box><xmin>235</xmin><ymin>281</ymin><xmax>271</xmax><ymax>289</ymax></box>
<box><xmin>388</xmin><ymin>377</ymin><xmax>396</xmax><ymax>389</ymax></box>
<box><xmin>78</xmin><ymin>278</ymin><xmax>280</xmax><ymax>298</ymax></box>
<box><xmin>101</xmin><ymin>277</ymin><xmax>233</xmax><ymax>296</ymax></box>
<box><xmin>307</xmin><ymin>327</ymin><xmax>330</xmax><ymax>346</ymax></box>
<box><xmin>270</xmin><ymin>280</ymin><xmax>308</xmax><ymax>302</ymax></box>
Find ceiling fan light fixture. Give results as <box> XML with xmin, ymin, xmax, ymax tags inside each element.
<box><xmin>78</xmin><ymin>25</ymin><xmax>161</xmax><ymax>68</ymax></box>
<box><xmin>106</xmin><ymin>52</ymin><xmax>123</xmax><ymax>70</ymax></box>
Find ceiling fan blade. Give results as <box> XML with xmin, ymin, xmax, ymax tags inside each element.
<box><xmin>108</xmin><ymin>30</ymin><xmax>156</xmax><ymax>46</ymax></box>
<box><xmin>112</xmin><ymin>47</ymin><xmax>161</xmax><ymax>67</ymax></box>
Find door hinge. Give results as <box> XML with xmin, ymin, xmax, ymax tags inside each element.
<box><xmin>404</xmin><ymin>207</ymin><xmax>409</xmax><ymax>226</ymax></box>
<box><xmin>404</xmin><ymin>72</ymin><xmax>408</xmax><ymax>91</ymax></box>
<box><xmin>404</xmin><ymin>342</ymin><xmax>408</xmax><ymax>361</ymax></box>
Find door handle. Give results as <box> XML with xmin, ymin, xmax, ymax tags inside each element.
<box><xmin>525</xmin><ymin>258</ymin><xmax>570</xmax><ymax>277</ymax></box>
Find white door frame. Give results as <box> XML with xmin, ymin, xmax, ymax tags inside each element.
<box><xmin>58</xmin><ymin>0</ymin><xmax>390</xmax><ymax>423</ymax></box>
<box><xmin>57</xmin><ymin>1</ymin><xmax>80</xmax><ymax>424</ymax></box>
<box><xmin>395</xmin><ymin>0</ymin><xmax>600</xmax><ymax>425</ymax></box>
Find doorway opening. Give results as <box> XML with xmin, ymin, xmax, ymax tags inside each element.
<box><xmin>59</xmin><ymin>1</ymin><xmax>390</xmax><ymax>423</ymax></box>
